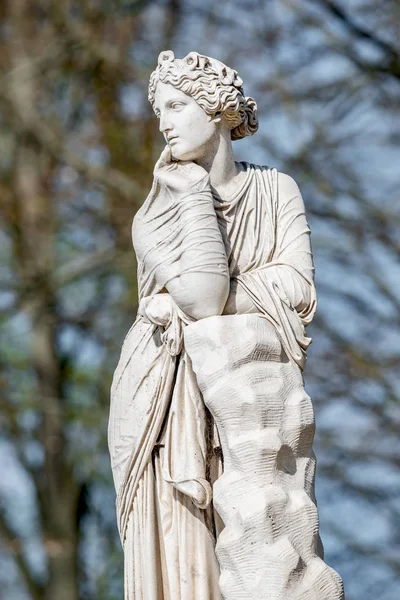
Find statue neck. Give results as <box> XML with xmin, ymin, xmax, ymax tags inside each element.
<box><xmin>195</xmin><ymin>130</ymin><xmax>238</xmax><ymax>191</ymax></box>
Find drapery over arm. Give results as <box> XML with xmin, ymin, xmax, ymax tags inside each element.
<box><xmin>265</xmin><ymin>171</ymin><xmax>316</xmax><ymax>321</ymax></box>
<box><xmin>235</xmin><ymin>170</ymin><xmax>316</xmax><ymax>368</ymax></box>
<box><xmin>133</xmin><ymin>157</ymin><xmax>230</xmax><ymax>320</ymax></box>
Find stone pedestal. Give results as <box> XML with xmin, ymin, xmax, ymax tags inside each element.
<box><xmin>185</xmin><ymin>314</ymin><xmax>344</xmax><ymax>600</ymax></box>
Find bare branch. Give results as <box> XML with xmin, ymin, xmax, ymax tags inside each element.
<box><xmin>311</xmin><ymin>0</ymin><xmax>400</xmax><ymax>80</ymax></box>
<box><xmin>0</xmin><ymin>508</ymin><xmax>44</xmax><ymax>600</ymax></box>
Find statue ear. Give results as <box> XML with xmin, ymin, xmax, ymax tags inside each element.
<box><xmin>211</xmin><ymin>111</ymin><xmax>222</xmax><ymax>124</ymax></box>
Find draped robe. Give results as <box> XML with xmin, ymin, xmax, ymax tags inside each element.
<box><xmin>108</xmin><ymin>162</ymin><xmax>316</xmax><ymax>599</ymax></box>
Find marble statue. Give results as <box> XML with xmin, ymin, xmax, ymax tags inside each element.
<box><xmin>108</xmin><ymin>50</ymin><xmax>344</xmax><ymax>599</ymax></box>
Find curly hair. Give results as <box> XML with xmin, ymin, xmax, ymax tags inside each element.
<box><xmin>148</xmin><ymin>51</ymin><xmax>258</xmax><ymax>141</ymax></box>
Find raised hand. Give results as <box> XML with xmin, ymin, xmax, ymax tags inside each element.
<box><xmin>153</xmin><ymin>145</ymin><xmax>210</xmax><ymax>194</ymax></box>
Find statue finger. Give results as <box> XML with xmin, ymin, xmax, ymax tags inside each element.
<box><xmin>154</xmin><ymin>145</ymin><xmax>172</xmax><ymax>172</ymax></box>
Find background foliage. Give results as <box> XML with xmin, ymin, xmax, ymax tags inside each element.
<box><xmin>0</xmin><ymin>1</ymin><xmax>399</xmax><ymax>598</ymax></box>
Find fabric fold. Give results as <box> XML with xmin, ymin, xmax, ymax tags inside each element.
<box><xmin>109</xmin><ymin>162</ymin><xmax>317</xmax><ymax>556</ymax></box>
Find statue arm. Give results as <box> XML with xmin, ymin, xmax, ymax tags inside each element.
<box><xmin>225</xmin><ymin>171</ymin><xmax>316</xmax><ymax>324</ymax></box>
<box><xmin>162</xmin><ymin>185</ymin><xmax>230</xmax><ymax>320</ymax></box>
<box><xmin>151</xmin><ymin>159</ymin><xmax>230</xmax><ymax>321</ymax></box>
<box><xmin>166</xmin><ymin>269</ymin><xmax>230</xmax><ymax>321</ymax></box>
<box><xmin>266</xmin><ymin>171</ymin><xmax>316</xmax><ymax>321</ymax></box>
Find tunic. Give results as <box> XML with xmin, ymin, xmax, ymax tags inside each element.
<box><xmin>108</xmin><ymin>162</ymin><xmax>316</xmax><ymax>599</ymax></box>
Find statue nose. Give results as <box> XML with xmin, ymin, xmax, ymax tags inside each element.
<box><xmin>159</xmin><ymin>114</ymin><xmax>172</xmax><ymax>134</ymax></box>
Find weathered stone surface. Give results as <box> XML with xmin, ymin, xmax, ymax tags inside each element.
<box><xmin>185</xmin><ymin>315</ymin><xmax>344</xmax><ymax>599</ymax></box>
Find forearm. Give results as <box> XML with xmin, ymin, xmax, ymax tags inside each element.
<box><xmin>162</xmin><ymin>190</ymin><xmax>230</xmax><ymax>320</ymax></box>
<box><xmin>223</xmin><ymin>279</ymin><xmax>257</xmax><ymax>315</ymax></box>
<box><xmin>138</xmin><ymin>153</ymin><xmax>232</xmax><ymax>320</ymax></box>
<box><xmin>263</xmin><ymin>264</ymin><xmax>313</xmax><ymax>312</ymax></box>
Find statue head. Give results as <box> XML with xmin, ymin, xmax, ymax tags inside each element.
<box><xmin>148</xmin><ymin>51</ymin><xmax>258</xmax><ymax>143</ymax></box>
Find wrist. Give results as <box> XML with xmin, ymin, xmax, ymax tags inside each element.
<box><xmin>138</xmin><ymin>294</ymin><xmax>172</xmax><ymax>326</ymax></box>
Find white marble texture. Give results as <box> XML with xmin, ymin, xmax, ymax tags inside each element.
<box><xmin>108</xmin><ymin>50</ymin><xmax>344</xmax><ymax>599</ymax></box>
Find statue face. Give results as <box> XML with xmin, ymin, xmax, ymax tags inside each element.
<box><xmin>154</xmin><ymin>81</ymin><xmax>220</xmax><ymax>161</ymax></box>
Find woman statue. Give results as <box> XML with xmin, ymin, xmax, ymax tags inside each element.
<box><xmin>109</xmin><ymin>51</ymin><xmax>344</xmax><ymax>600</ymax></box>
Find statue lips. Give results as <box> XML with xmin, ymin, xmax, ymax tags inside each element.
<box><xmin>167</xmin><ymin>135</ymin><xmax>178</xmax><ymax>145</ymax></box>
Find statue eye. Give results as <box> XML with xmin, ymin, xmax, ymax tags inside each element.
<box><xmin>171</xmin><ymin>102</ymin><xmax>184</xmax><ymax>111</ymax></box>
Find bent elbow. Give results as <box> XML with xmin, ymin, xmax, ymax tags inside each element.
<box><xmin>182</xmin><ymin>276</ymin><xmax>230</xmax><ymax>321</ymax></box>
<box><xmin>188</xmin><ymin>286</ymin><xmax>230</xmax><ymax>320</ymax></box>
<box><xmin>166</xmin><ymin>272</ymin><xmax>230</xmax><ymax>321</ymax></box>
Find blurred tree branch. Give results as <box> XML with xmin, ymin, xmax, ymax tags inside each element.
<box><xmin>311</xmin><ymin>0</ymin><xmax>400</xmax><ymax>79</ymax></box>
<box><xmin>0</xmin><ymin>509</ymin><xmax>44</xmax><ymax>600</ymax></box>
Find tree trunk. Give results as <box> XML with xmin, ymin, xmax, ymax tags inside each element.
<box><xmin>14</xmin><ymin>137</ymin><xmax>80</xmax><ymax>600</ymax></box>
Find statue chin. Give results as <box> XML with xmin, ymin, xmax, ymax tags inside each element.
<box><xmin>168</xmin><ymin>142</ymin><xmax>204</xmax><ymax>163</ymax></box>
<box><xmin>169</xmin><ymin>148</ymin><xmax>189</xmax><ymax>162</ymax></box>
